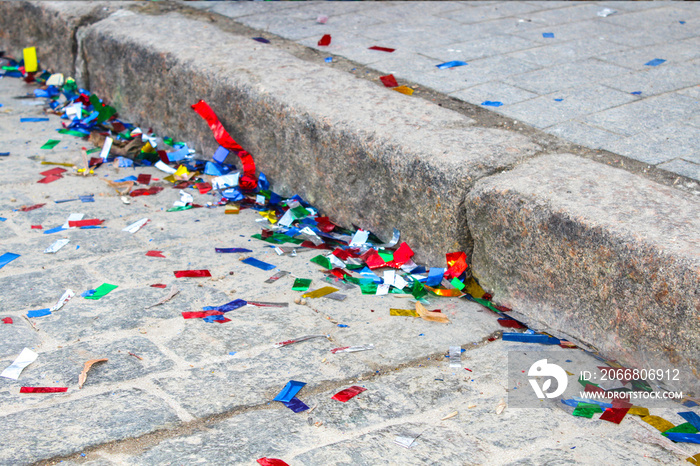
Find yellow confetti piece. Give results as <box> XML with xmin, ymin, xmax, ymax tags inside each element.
<box><xmin>390</xmin><ymin>308</ymin><xmax>418</xmax><ymax>317</ymax></box>
<box><xmin>23</xmin><ymin>47</ymin><xmax>38</xmax><ymax>73</ymax></box>
<box><xmin>173</xmin><ymin>165</ymin><xmax>192</xmax><ymax>181</ymax></box>
<box><xmin>141</xmin><ymin>141</ymin><xmax>156</xmax><ymax>153</ymax></box>
<box><xmin>687</xmin><ymin>453</ymin><xmax>700</xmax><ymax>465</ymax></box>
<box><xmin>163</xmin><ymin>174</ymin><xmax>176</xmax><ymax>183</ymax></box>
<box><xmin>41</xmin><ymin>161</ymin><xmax>75</xmax><ymax>167</ymax></box>
<box><xmin>628</xmin><ymin>406</ymin><xmax>650</xmax><ymax>417</ymax></box>
<box><xmin>463</xmin><ymin>277</ymin><xmax>486</xmax><ymax>299</ymax></box>
<box><xmin>424</xmin><ymin>285</ymin><xmax>464</xmax><ymax>297</ymax></box>
<box><xmin>565</xmin><ymin>370</ymin><xmax>574</xmax><ymax>376</ymax></box>
<box><xmin>641</xmin><ymin>415</ymin><xmax>675</xmax><ymax>432</ymax></box>
<box><xmin>301</xmin><ymin>286</ymin><xmax>338</xmax><ymax>299</ymax></box>
<box><xmin>225</xmin><ymin>206</ymin><xmax>240</xmax><ymax>215</ymax></box>
<box><xmin>393</xmin><ymin>85</ymin><xmax>414</xmax><ymax>96</ymax></box>
<box><xmin>259</xmin><ymin>210</ymin><xmax>277</xmax><ymax>223</ymax></box>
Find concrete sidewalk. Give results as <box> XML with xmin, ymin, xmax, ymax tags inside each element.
<box><xmin>0</xmin><ymin>3</ymin><xmax>698</xmax><ymax>463</ymax></box>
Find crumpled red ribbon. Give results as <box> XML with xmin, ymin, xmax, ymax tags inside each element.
<box><xmin>191</xmin><ymin>100</ymin><xmax>257</xmax><ymax>190</ymax></box>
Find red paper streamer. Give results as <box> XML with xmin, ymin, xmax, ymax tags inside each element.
<box><xmin>2</xmin><ymin>317</ymin><xmax>12</xmax><ymax>324</ymax></box>
<box><xmin>174</xmin><ymin>270</ymin><xmax>212</xmax><ymax>278</ymax></box>
<box><xmin>369</xmin><ymin>46</ymin><xmax>395</xmax><ymax>52</ymax></box>
<box><xmin>19</xmin><ymin>203</ymin><xmax>45</xmax><ymax>212</ymax></box>
<box><xmin>20</xmin><ymin>387</ymin><xmax>68</xmax><ymax>393</ymax></box>
<box><xmin>257</xmin><ymin>458</ymin><xmax>289</xmax><ymax>466</ymax></box>
<box><xmin>137</xmin><ymin>174</ymin><xmax>151</xmax><ymax>185</ymax></box>
<box><xmin>191</xmin><ymin>100</ymin><xmax>257</xmax><ymax>190</ymax></box>
<box><xmin>69</xmin><ymin>219</ymin><xmax>103</xmax><ymax>227</ymax></box>
<box><xmin>146</xmin><ymin>250</ymin><xmax>165</xmax><ymax>258</ymax></box>
<box><xmin>379</xmin><ymin>74</ymin><xmax>398</xmax><ymax>88</ymax></box>
<box><xmin>182</xmin><ymin>310</ymin><xmax>223</xmax><ymax>319</ymax></box>
<box><xmin>599</xmin><ymin>407</ymin><xmax>630</xmax><ymax>424</ymax></box>
<box><xmin>150</xmin><ymin>284</ymin><xmax>167</xmax><ymax>288</ymax></box>
<box><xmin>318</xmin><ymin>34</ymin><xmax>331</xmax><ymax>46</ymax></box>
<box><xmin>130</xmin><ymin>186</ymin><xmax>163</xmax><ymax>197</ymax></box>
<box><xmin>31</xmin><ymin>225</ymin><xmax>43</xmax><ymax>229</ymax></box>
<box><xmin>37</xmin><ymin>174</ymin><xmax>63</xmax><ymax>184</ymax></box>
<box><xmin>332</xmin><ymin>385</ymin><xmax>366</xmax><ymax>402</ymax></box>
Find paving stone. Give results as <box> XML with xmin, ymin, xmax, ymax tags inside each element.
<box><xmin>202</xmin><ymin>1</ymin><xmax>300</xmax><ymax>19</ymax></box>
<box><xmin>438</xmin><ymin>2</ymin><xmax>542</xmax><ymax>23</ymax></box>
<box><xmin>420</xmin><ymin>34</ymin><xmax>540</xmax><ymax>63</ymax></box>
<box><xmin>580</xmin><ymin>92</ymin><xmax>699</xmax><ymax>138</ymax></box>
<box><xmin>495</xmin><ymin>84</ymin><xmax>636</xmax><ymax>129</ymax></box>
<box><xmin>522</xmin><ymin>3</ymin><xmax>620</xmax><ymax>26</ymax></box>
<box><xmin>601</xmin><ymin>123</ymin><xmax>700</xmax><ymax>165</ymax></box>
<box><xmin>0</xmin><ymin>265</ymin><xmax>92</xmax><ymax>310</ymax></box>
<box><xmin>507</xmin><ymin>37</ymin><xmax>629</xmax><ymax>68</ymax></box>
<box><xmin>543</xmin><ymin>120</ymin><xmax>623</xmax><ymax>150</ymax></box>
<box><xmin>450</xmin><ymin>81</ymin><xmax>538</xmax><ymax>107</ymax></box>
<box><xmin>502</xmin><ymin>58</ymin><xmax>630</xmax><ymax>95</ymax></box>
<box><xmin>598</xmin><ymin>37</ymin><xmax>700</xmax><ymax>71</ymax></box>
<box><xmin>0</xmin><ymin>317</ymin><xmax>40</xmax><ymax>358</ymax></box>
<box><xmin>600</xmin><ymin>60</ymin><xmax>700</xmax><ymax>97</ymax></box>
<box><xmin>511</xmin><ymin>19</ymin><xmax>628</xmax><ymax>45</ymax></box>
<box><xmin>0</xmin><ymin>389</ymin><xmax>179</xmax><ymax>465</ymax></box>
<box><xmin>658</xmin><ymin>159</ymin><xmax>700</xmax><ymax>182</ymax></box>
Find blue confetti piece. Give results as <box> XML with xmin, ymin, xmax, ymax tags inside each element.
<box><xmin>204</xmin><ymin>161</ymin><xmax>226</xmax><ymax>176</ymax></box>
<box><xmin>203</xmin><ymin>314</ymin><xmax>226</xmax><ymax>323</ymax></box>
<box><xmin>679</xmin><ymin>21</ymin><xmax>686</xmax><ymax>25</ymax></box>
<box><xmin>481</xmin><ymin>101</ymin><xmax>503</xmax><ymax>107</ymax></box>
<box><xmin>554</xmin><ymin>98</ymin><xmax>563</xmax><ymax>102</ymax></box>
<box><xmin>337</xmin><ymin>324</ymin><xmax>348</xmax><ymax>328</ymax></box>
<box><xmin>542</xmin><ymin>32</ymin><xmax>554</xmax><ymax>38</ymax></box>
<box><xmin>631</xmin><ymin>91</ymin><xmax>642</xmax><ymax>95</ymax></box>
<box><xmin>44</xmin><ymin>226</ymin><xmax>67</xmax><ymax>234</ymax></box>
<box><xmin>664</xmin><ymin>433</ymin><xmax>700</xmax><ymax>444</ymax></box>
<box><xmin>166</xmin><ymin>147</ymin><xmax>189</xmax><ymax>162</ymax></box>
<box><xmin>0</xmin><ymin>217</ymin><xmax>5</xmax><ymax>221</ymax></box>
<box><xmin>212</xmin><ymin>145</ymin><xmax>229</xmax><ymax>164</ymax></box>
<box><xmin>0</xmin><ymin>252</ymin><xmax>20</xmax><ymax>269</ymax></box>
<box><xmin>0</xmin><ymin>152</ymin><xmax>9</xmax><ymax>156</ymax></box>
<box><xmin>683</xmin><ymin>400</ymin><xmax>699</xmax><ymax>407</ymax></box>
<box><xmin>20</xmin><ymin>117</ymin><xmax>49</xmax><ymax>122</ymax></box>
<box><xmin>54</xmin><ymin>199</ymin><xmax>78</xmax><ymax>203</ymax></box>
<box><xmin>114</xmin><ymin>175</ymin><xmax>138</xmax><ymax>182</ymax></box>
<box><xmin>228</xmin><ymin>352</ymin><xmax>237</xmax><ymax>356</ymax></box>
<box><xmin>79</xmin><ymin>195</ymin><xmax>95</xmax><ymax>203</ymax></box>
<box><xmin>679</xmin><ymin>412</ymin><xmax>700</xmax><ymax>431</ymax></box>
<box><xmin>242</xmin><ymin>257</ymin><xmax>276</xmax><ymax>271</ymax></box>
<box><xmin>325</xmin><ymin>57</ymin><xmax>333</xmax><ymax>63</ymax></box>
<box><xmin>253</xmin><ymin>37</ymin><xmax>270</xmax><ymax>44</ymax></box>
<box><xmin>273</xmin><ymin>380</ymin><xmax>306</xmax><ymax>403</ymax></box>
<box><xmin>645</xmin><ymin>58</ymin><xmax>666</xmax><ymax>66</ymax></box>
<box><xmin>436</xmin><ymin>60</ymin><xmax>467</xmax><ymax>69</ymax></box>
<box><xmin>81</xmin><ymin>289</ymin><xmax>96</xmax><ymax>298</ymax></box>
<box><xmin>202</xmin><ymin>299</ymin><xmax>247</xmax><ymax>313</ymax></box>
<box><xmin>215</xmin><ymin>248</ymin><xmax>252</xmax><ymax>253</ymax></box>
<box><xmin>281</xmin><ymin>397</ymin><xmax>309</xmax><ymax>413</ymax></box>
<box><xmin>426</xmin><ymin>267</ymin><xmax>445</xmax><ymax>286</ymax></box>
<box><xmin>502</xmin><ymin>332</ymin><xmax>560</xmax><ymax>345</ymax></box>
<box><xmin>27</xmin><ymin>308</ymin><xmax>51</xmax><ymax>318</ymax></box>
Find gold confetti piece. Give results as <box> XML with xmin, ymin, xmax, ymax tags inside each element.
<box><xmin>628</xmin><ymin>406</ymin><xmax>650</xmax><ymax>417</ymax></box>
<box><xmin>78</xmin><ymin>358</ymin><xmax>108</xmax><ymax>389</ymax></box>
<box><xmin>641</xmin><ymin>415</ymin><xmax>675</xmax><ymax>432</ymax></box>
<box><xmin>496</xmin><ymin>398</ymin><xmax>506</xmax><ymax>414</ymax></box>
<box><xmin>258</xmin><ymin>210</ymin><xmax>276</xmax><ymax>222</ymax></box>
<box><xmin>441</xmin><ymin>411</ymin><xmax>458</xmax><ymax>420</ymax></box>
<box><xmin>565</xmin><ymin>370</ymin><xmax>574</xmax><ymax>376</ymax></box>
<box><xmin>393</xmin><ymin>85</ymin><xmax>414</xmax><ymax>96</ymax></box>
<box><xmin>463</xmin><ymin>277</ymin><xmax>486</xmax><ymax>299</ymax></box>
<box><xmin>301</xmin><ymin>286</ymin><xmax>339</xmax><ymax>299</ymax></box>
<box><xmin>416</xmin><ymin>301</ymin><xmax>450</xmax><ymax>323</ymax></box>
<box><xmin>687</xmin><ymin>453</ymin><xmax>700</xmax><ymax>465</ymax></box>
<box><xmin>390</xmin><ymin>308</ymin><xmax>418</xmax><ymax>317</ymax></box>
<box><xmin>226</xmin><ymin>206</ymin><xmax>240</xmax><ymax>215</ymax></box>
<box><xmin>41</xmin><ymin>161</ymin><xmax>75</xmax><ymax>167</ymax></box>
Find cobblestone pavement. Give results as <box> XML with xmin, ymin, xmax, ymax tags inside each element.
<box><xmin>188</xmin><ymin>0</ymin><xmax>700</xmax><ymax>182</ymax></box>
<box><xmin>1</xmin><ymin>66</ymin><xmax>699</xmax><ymax>464</ymax></box>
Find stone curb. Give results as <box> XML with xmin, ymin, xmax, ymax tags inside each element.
<box><xmin>1</xmin><ymin>2</ymin><xmax>698</xmax><ymax>389</ymax></box>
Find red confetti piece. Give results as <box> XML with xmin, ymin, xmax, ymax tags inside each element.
<box><xmin>215</xmin><ymin>317</ymin><xmax>231</xmax><ymax>324</ymax></box>
<box><xmin>257</xmin><ymin>458</ymin><xmax>289</xmax><ymax>466</ymax></box>
<box><xmin>389</xmin><ymin>242</ymin><xmax>414</xmax><ymax>267</ymax></box>
<box><xmin>31</xmin><ymin>225</ymin><xmax>43</xmax><ymax>229</ymax></box>
<box><xmin>137</xmin><ymin>174</ymin><xmax>151</xmax><ymax>185</ymax></box>
<box><xmin>182</xmin><ymin>310</ymin><xmax>224</xmax><ymax>319</ymax></box>
<box><xmin>19</xmin><ymin>203</ymin><xmax>45</xmax><ymax>212</ymax></box>
<box><xmin>20</xmin><ymin>387</ymin><xmax>68</xmax><ymax>393</ymax></box>
<box><xmin>330</xmin><ymin>268</ymin><xmax>345</xmax><ymax>279</ymax></box>
<box><xmin>130</xmin><ymin>186</ymin><xmax>164</xmax><ymax>197</ymax></box>
<box><xmin>88</xmin><ymin>157</ymin><xmax>103</xmax><ymax>167</ymax></box>
<box><xmin>600</xmin><ymin>407</ymin><xmax>630</xmax><ymax>424</ymax></box>
<box><xmin>37</xmin><ymin>174</ymin><xmax>63</xmax><ymax>184</ymax></box>
<box><xmin>332</xmin><ymin>385</ymin><xmax>366</xmax><ymax>402</ymax></box>
<box><xmin>2</xmin><ymin>317</ymin><xmax>12</xmax><ymax>324</ymax></box>
<box><xmin>318</xmin><ymin>34</ymin><xmax>331</xmax><ymax>46</ymax></box>
<box><xmin>379</xmin><ymin>74</ymin><xmax>399</xmax><ymax>88</ymax></box>
<box><xmin>300</xmin><ymin>241</ymin><xmax>332</xmax><ymax>250</ymax></box>
<box><xmin>369</xmin><ymin>46</ymin><xmax>395</xmax><ymax>52</ymax></box>
<box><xmin>146</xmin><ymin>250</ymin><xmax>166</xmax><ymax>258</ymax></box>
<box><xmin>497</xmin><ymin>318</ymin><xmax>527</xmax><ymax>329</ymax></box>
<box><xmin>150</xmin><ymin>284</ymin><xmax>167</xmax><ymax>288</ymax></box>
<box><xmin>332</xmin><ymin>248</ymin><xmax>351</xmax><ymax>261</ymax></box>
<box><xmin>362</xmin><ymin>250</ymin><xmax>386</xmax><ymax>270</ymax></box>
<box><xmin>174</xmin><ymin>270</ymin><xmax>212</xmax><ymax>278</ymax></box>
<box><xmin>191</xmin><ymin>100</ymin><xmax>257</xmax><ymax>190</ymax></box>
<box><xmin>39</xmin><ymin>167</ymin><xmax>67</xmax><ymax>177</ymax></box>
<box><xmin>197</xmin><ymin>182</ymin><xmax>212</xmax><ymax>195</ymax></box>
<box><xmin>445</xmin><ymin>251</ymin><xmax>467</xmax><ymax>279</ymax></box>
<box><xmin>68</xmin><ymin>219</ymin><xmax>103</xmax><ymax>227</ymax></box>
<box><xmin>315</xmin><ymin>216</ymin><xmax>336</xmax><ymax>233</ymax></box>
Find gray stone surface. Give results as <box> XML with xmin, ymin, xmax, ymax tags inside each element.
<box><xmin>465</xmin><ymin>153</ymin><xmax>700</xmax><ymax>391</ymax></box>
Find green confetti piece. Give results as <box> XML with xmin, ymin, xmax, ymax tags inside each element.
<box><xmin>572</xmin><ymin>403</ymin><xmax>603</xmax><ymax>418</ymax></box>
<box><xmin>469</xmin><ymin>296</ymin><xmax>501</xmax><ymax>313</ymax></box>
<box><xmin>360</xmin><ymin>282</ymin><xmax>378</xmax><ymax>295</ymax></box>
<box><xmin>163</xmin><ymin>137</ymin><xmax>174</xmax><ymax>146</ymax></box>
<box><xmin>378</xmin><ymin>251</ymin><xmax>394</xmax><ymax>262</ymax></box>
<box><xmin>290</xmin><ymin>205</ymin><xmax>310</xmax><ymax>219</ymax></box>
<box><xmin>310</xmin><ymin>255</ymin><xmax>332</xmax><ymax>269</ymax></box>
<box><xmin>411</xmin><ymin>279</ymin><xmax>427</xmax><ymax>300</ymax></box>
<box><xmin>251</xmin><ymin>233</ymin><xmax>303</xmax><ymax>245</ymax></box>
<box><xmin>86</xmin><ymin>147</ymin><xmax>101</xmax><ymax>154</ymax></box>
<box><xmin>84</xmin><ymin>283</ymin><xmax>118</xmax><ymax>300</ymax></box>
<box><xmin>292</xmin><ymin>278</ymin><xmax>312</xmax><ymax>291</ymax></box>
<box><xmin>578</xmin><ymin>377</ymin><xmax>599</xmax><ymax>388</ymax></box>
<box><xmin>40</xmin><ymin>139</ymin><xmax>61</xmax><ymax>150</ymax></box>
<box><xmin>663</xmin><ymin>422</ymin><xmax>699</xmax><ymax>436</ymax></box>
<box><xmin>345</xmin><ymin>263</ymin><xmax>364</xmax><ymax>271</ymax></box>
<box><xmin>58</xmin><ymin>128</ymin><xmax>87</xmax><ymax>137</ymax></box>
<box><xmin>89</xmin><ymin>94</ymin><xmax>116</xmax><ymax>124</ymax></box>
<box><xmin>167</xmin><ymin>205</ymin><xmax>193</xmax><ymax>212</ymax></box>
<box><xmin>450</xmin><ymin>277</ymin><xmax>466</xmax><ymax>291</ymax></box>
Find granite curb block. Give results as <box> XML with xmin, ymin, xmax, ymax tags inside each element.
<box><xmin>466</xmin><ymin>153</ymin><xmax>699</xmax><ymax>391</ymax></box>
